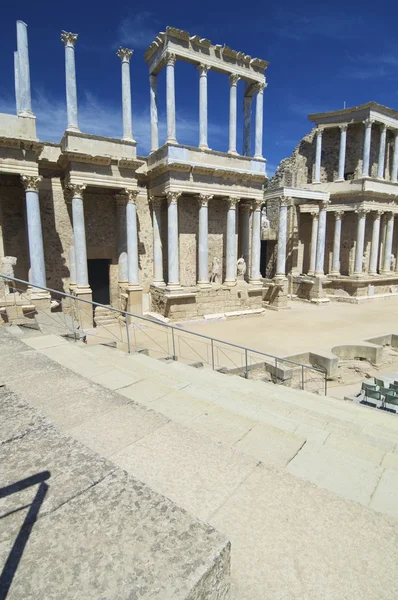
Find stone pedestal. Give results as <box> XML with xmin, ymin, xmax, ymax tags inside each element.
<box><xmin>266</xmin><ymin>276</ymin><xmax>289</xmax><ymax>310</ymax></box>
<box><xmin>127</xmin><ymin>285</ymin><xmax>143</xmax><ymax>315</ymax></box>
<box><xmin>74</xmin><ymin>286</ymin><xmax>93</xmax><ymax>329</ymax></box>
<box><xmin>309</xmin><ymin>275</ymin><xmax>330</xmax><ymax>304</ymax></box>
<box><xmin>29</xmin><ymin>290</ymin><xmax>51</xmax><ymax>312</ymax></box>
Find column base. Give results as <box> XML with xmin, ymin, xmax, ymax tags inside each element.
<box><xmin>199</xmin><ymin>144</ymin><xmax>210</xmax><ymax>150</ymax></box>
<box><xmin>122</xmin><ymin>135</ymin><xmax>136</xmax><ymax>143</ymax></box>
<box><xmin>197</xmin><ymin>281</ymin><xmax>212</xmax><ymax>289</ymax></box>
<box><xmin>248</xmin><ymin>278</ymin><xmax>263</xmax><ymax>286</ymax></box>
<box><xmin>74</xmin><ymin>286</ymin><xmax>94</xmax><ymax>329</ymax></box>
<box><xmin>152</xmin><ymin>280</ymin><xmax>166</xmax><ymax>287</ymax></box>
<box><xmin>227</xmin><ymin>150</ymin><xmax>239</xmax><ymax>156</ymax></box>
<box><xmin>223</xmin><ymin>279</ymin><xmax>237</xmax><ymax>287</ymax></box>
<box><xmin>127</xmin><ymin>285</ymin><xmax>143</xmax><ymax>315</ymax></box>
<box><xmin>165</xmin><ymin>283</ymin><xmax>183</xmax><ymax>292</ymax></box>
<box><xmin>329</xmin><ymin>270</ymin><xmax>341</xmax><ymax>277</ymax></box>
<box><xmin>166</xmin><ymin>138</ymin><xmax>178</xmax><ymax>145</ymax></box>
<box><xmin>253</xmin><ymin>154</ymin><xmax>263</xmax><ymax>160</ymax></box>
<box><xmin>334</xmin><ymin>178</ymin><xmax>345</xmax><ymax>182</ymax></box>
<box><xmin>66</xmin><ymin>125</ymin><xmax>81</xmax><ymax>133</ymax></box>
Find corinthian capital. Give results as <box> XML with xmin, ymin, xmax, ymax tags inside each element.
<box><xmin>61</xmin><ymin>31</ymin><xmax>78</xmax><ymax>46</ymax></box>
<box><xmin>226</xmin><ymin>196</ymin><xmax>240</xmax><ymax>209</ymax></box>
<box><xmin>165</xmin><ymin>52</ymin><xmax>176</xmax><ymax>66</ymax></box>
<box><xmin>254</xmin><ymin>82</ymin><xmax>267</xmax><ymax>94</ymax></box>
<box><xmin>229</xmin><ymin>74</ymin><xmax>240</xmax><ymax>86</ymax></box>
<box><xmin>197</xmin><ymin>63</ymin><xmax>210</xmax><ymax>76</ymax></box>
<box><xmin>21</xmin><ymin>175</ymin><xmax>42</xmax><ymax>192</ymax></box>
<box><xmin>149</xmin><ymin>196</ymin><xmax>163</xmax><ymax>210</ymax></box>
<box><xmin>355</xmin><ymin>207</ymin><xmax>370</xmax><ymax>216</ymax></box>
<box><xmin>117</xmin><ymin>47</ymin><xmax>133</xmax><ymax>63</ymax></box>
<box><xmin>252</xmin><ymin>199</ymin><xmax>263</xmax><ymax>211</ymax></box>
<box><xmin>339</xmin><ymin>124</ymin><xmax>348</xmax><ymax>132</ymax></box>
<box><xmin>320</xmin><ymin>199</ymin><xmax>330</xmax><ymax>210</ymax></box>
<box><xmin>67</xmin><ymin>183</ymin><xmax>86</xmax><ymax>199</ymax></box>
<box><xmin>124</xmin><ymin>189</ymin><xmax>139</xmax><ymax>204</ymax></box>
<box><xmin>315</xmin><ymin>127</ymin><xmax>324</xmax><ymax>138</ymax></box>
<box><xmin>196</xmin><ymin>194</ymin><xmax>213</xmax><ymax>207</ymax></box>
<box><xmin>166</xmin><ymin>191</ymin><xmax>181</xmax><ymax>205</ymax></box>
<box><xmin>364</xmin><ymin>118</ymin><xmax>374</xmax><ymax>127</ymax></box>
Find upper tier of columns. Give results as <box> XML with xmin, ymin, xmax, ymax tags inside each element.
<box><xmin>148</xmin><ymin>55</ymin><xmax>266</xmax><ymax>157</ymax></box>
<box><xmin>313</xmin><ymin>120</ymin><xmax>398</xmax><ymax>183</ymax></box>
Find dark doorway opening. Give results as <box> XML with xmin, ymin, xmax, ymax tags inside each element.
<box><xmin>260</xmin><ymin>240</ymin><xmax>267</xmax><ymax>277</ymax></box>
<box><xmin>88</xmin><ymin>259</ymin><xmax>111</xmax><ymax>304</ymax></box>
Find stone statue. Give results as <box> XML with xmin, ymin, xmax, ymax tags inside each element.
<box><xmin>236</xmin><ymin>256</ymin><xmax>246</xmax><ymax>279</ymax></box>
<box><xmin>362</xmin><ymin>252</ymin><xmax>368</xmax><ymax>273</ymax></box>
<box><xmin>391</xmin><ymin>254</ymin><xmax>396</xmax><ymax>272</ymax></box>
<box><xmin>210</xmin><ymin>257</ymin><xmax>220</xmax><ymax>283</ymax></box>
<box><xmin>261</xmin><ymin>206</ymin><xmax>270</xmax><ymax>229</ymax></box>
<box><xmin>1</xmin><ymin>256</ymin><xmax>17</xmax><ymax>294</ymax></box>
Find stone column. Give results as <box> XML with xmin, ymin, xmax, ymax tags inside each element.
<box><xmin>166</xmin><ymin>191</ymin><xmax>181</xmax><ymax>288</ymax></box>
<box><xmin>68</xmin><ymin>184</ymin><xmax>88</xmax><ymax>288</ymax></box>
<box><xmin>308</xmin><ymin>211</ymin><xmax>319</xmax><ymax>276</ymax></box>
<box><xmin>369</xmin><ymin>210</ymin><xmax>383</xmax><ymax>275</ymax></box>
<box><xmin>353</xmin><ymin>208</ymin><xmax>369</xmax><ymax>275</ymax></box>
<box><xmin>362</xmin><ymin>118</ymin><xmax>373</xmax><ymax>177</ymax></box>
<box><xmin>165</xmin><ymin>53</ymin><xmax>177</xmax><ymax>144</ymax></box>
<box><xmin>314</xmin><ymin>128</ymin><xmax>323</xmax><ymax>183</ymax></box>
<box><xmin>116</xmin><ymin>47</ymin><xmax>135</xmax><ymax>142</ymax></box>
<box><xmin>336</xmin><ymin>125</ymin><xmax>348</xmax><ymax>181</ymax></box>
<box><xmin>197</xmin><ymin>194</ymin><xmax>213</xmax><ymax>286</ymax></box>
<box><xmin>243</xmin><ymin>94</ymin><xmax>252</xmax><ymax>156</ymax></box>
<box><xmin>254</xmin><ymin>83</ymin><xmax>266</xmax><ymax>159</ymax></box>
<box><xmin>225</xmin><ymin>197</ymin><xmax>239</xmax><ymax>285</ymax></box>
<box><xmin>382</xmin><ymin>212</ymin><xmax>394</xmax><ymax>273</ymax></box>
<box><xmin>228</xmin><ymin>75</ymin><xmax>239</xmax><ymax>155</ymax></box>
<box><xmin>14</xmin><ymin>51</ymin><xmax>21</xmax><ymax>115</ymax></box>
<box><xmin>69</xmin><ymin>246</ymin><xmax>76</xmax><ymax>290</ymax></box>
<box><xmin>21</xmin><ymin>175</ymin><xmax>46</xmax><ymax>288</ymax></box>
<box><xmin>391</xmin><ymin>132</ymin><xmax>398</xmax><ymax>183</ymax></box>
<box><xmin>276</xmin><ymin>198</ymin><xmax>289</xmax><ymax>277</ymax></box>
<box><xmin>197</xmin><ymin>64</ymin><xmax>210</xmax><ymax>150</ymax></box>
<box><xmin>150</xmin><ymin>197</ymin><xmax>165</xmax><ymax>286</ymax></box>
<box><xmin>125</xmin><ymin>190</ymin><xmax>139</xmax><ymax>286</ymax></box>
<box><xmin>315</xmin><ymin>200</ymin><xmax>329</xmax><ymax>276</ymax></box>
<box><xmin>240</xmin><ymin>203</ymin><xmax>251</xmax><ymax>279</ymax></box>
<box><xmin>149</xmin><ymin>75</ymin><xmax>159</xmax><ymax>152</ymax></box>
<box><xmin>250</xmin><ymin>199</ymin><xmax>262</xmax><ymax>284</ymax></box>
<box><xmin>61</xmin><ymin>31</ymin><xmax>79</xmax><ymax>132</ymax></box>
<box><xmin>116</xmin><ymin>194</ymin><xmax>128</xmax><ymax>285</ymax></box>
<box><xmin>378</xmin><ymin>124</ymin><xmax>387</xmax><ymax>179</ymax></box>
<box><xmin>330</xmin><ymin>211</ymin><xmax>344</xmax><ymax>275</ymax></box>
<box><xmin>16</xmin><ymin>21</ymin><xmax>32</xmax><ymax>116</ymax></box>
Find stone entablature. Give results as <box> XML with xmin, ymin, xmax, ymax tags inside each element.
<box><xmin>309</xmin><ymin>102</ymin><xmax>398</xmax><ymax>130</ymax></box>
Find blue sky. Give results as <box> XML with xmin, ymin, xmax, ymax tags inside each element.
<box><xmin>0</xmin><ymin>0</ymin><xmax>396</xmax><ymax>174</ymax></box>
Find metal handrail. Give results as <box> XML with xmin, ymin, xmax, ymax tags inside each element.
<box><xmin>0</xmin><ymin>274</ymin><xmax>327</xmax><ymax>392</ymax></box>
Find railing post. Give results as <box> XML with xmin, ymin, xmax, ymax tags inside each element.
<box><xmin>302</xmin><ymin>365</ymin><xmax>305</xmax><ymax>390</ymax></box>
<box><xmin>245</xmin><ymin>348</ymin><xmax>248</xmax><ymax>379</ymax></box>
<box><xmin>125</xmin><ymin>315</ymin><xmax>131</xmax><ymax>354</ymax></box>
<box><xmin>69</xmin><ymin>297</ymin><xmax>76</xmax><ymax>342</ymax></box>
<box><xmin>211</xmin><ymin>338</ymin><xmax>215</xmax><ymax>370</ymax></box>
<box><xmin>172</xmin><ymin>327</ymin><xmax>177</xmax><ymax>360</ymax></box>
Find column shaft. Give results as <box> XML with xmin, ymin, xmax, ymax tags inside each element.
<box><xmin>198</xmin><ymin>65</ymin><xmax>209</xmax><ymax>149</ymax></box>
<box><xmin>16</xmin><ymin>21</ymin><xmax>32</xmax><ymax>115</ymax></box>
<box><xmin>117</xmin><ymin>198</ymin><xmax>128</xmax><ymax>283</ymax></box>
<box><xmin>331</xmin><ymin>212</ymin><xmax>343</xmax><ymax>274</ymax></box>
<box><xmin>391</xmin><ymin>133</ymin><xmax>398</xmax><ymax>182</ymax></box>
<box><xmin>308</xmin><ymin>213</ymin><xmax>319</xmax><ymax>275</ymax></box>
<box><xmin>314</xmin><ymin>129</ymin><xmax>323</xmax><ymax>183</ymax></box>
<box><xmin>61</xmin><ymin>31</ymin><xmax>79</xmax><ymax>132</ymax></box>
<box><xmin>276</xmin><ymin>202</ymin><xmax>288</xmax><ymax>276</ymax></box>
<box><xmin>337</xmin><ymin>125</ymin><xmax>347</xmax><ymax>181</ymax></box>
<box><xmin>151</xmin><ymin>198</ymin><xmax>164</xmax><ymax>285</ymax></box>
<box><xmin>243</xmin><ymin>95</ymin><xmax>252</xmax><ymax>156</ymax></box>
<box><xmin>240</xmin><ymin>205</ymin><xmax>251</xmax><ymax>279</ymax></box>
<box><xmin>250</xmin><ymin>200</ymin><xmax>262</xmax><ymax>283</ymax></box>
<box><xmin>378</xmin><ymin>125</ymin><xmax>387</xmax><ymax>179</ymax></box>
<box><xmin>14</xmin><ymin>51</ymin><xmax>21</xmax><ymax>115</ymax></box>
<box><xmin>383</xmin><ymin>213</ymin><xmax>394</xmax><ymax>272</ymax></box>
<box><xmin>315</xmin><ymin>202</ymin><xmax>328</xmax><ymax>275</ymax></box>
<box><xmin>69</xmin><ymin>246</ymin><xmax>76</xmax><ymax>287</ymax></box>
<box><xmin>126</xmin><ymin>194</ymin><xmax>139</xmax><ymax>285</ymax></box>
<box><xmin>228</xmin><ymin>75</ymin><xmax>239</xmax><ymax>154</ymax></box>
<box><xmin>362</xmin><ymin>119</ymin><xmax>373</xmax><ymax>177</ymax></box>
<box><xmin>254</xmin><ymin>84</ymin><xmax>265</xmax><ymax>159</ymax></box>
<box><xmin>369</xmin><ymin>212</ymin><xmax>382</xmax><ymax>275</ymax></box>
<box><xmin>70</xmin><ymin>188</ymin><xmax>88</xmax><ymax>287</ymax></box>
<box><xmin>225</xmin><ymin>198</ymin><xmax>238</xmax><ymax>283</ymax></box>
<box><xmin>166</xmin><ymin>54</ymin><xmax>177</xmax><ymax>144</ymax></box>
<box><xmin>197</xmin><ymin>195</ymin><xmax>212</xmax><ymax>284</ymax></box>
<box><xmin>21</xmin><ymin>176</ymin><xmax>46</xmax><ymax>288</ymax></box>
<box><xmin>117</xmin><ymin>48</ymin><xmax>134</xmax><ymax>141</ymax></box>
<box><xmin>354</xmin><ymin>210</ymin><xmax>368</xmax><ymax>275</ymax></box>
<box><xmin>166</xmin><ymin>192</ymin><xmax>180</xmax><ymax>286</ymax></box>
<box><xmin>149</xmin><ymin>75</ymin><xmax>159</xmax><ymax>152</ymax></box>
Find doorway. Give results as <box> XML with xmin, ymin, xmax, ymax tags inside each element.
<box><xmin>87</xmin><ymin>259</ymin><xmax>111</xmax><ymax>305</ymax></box>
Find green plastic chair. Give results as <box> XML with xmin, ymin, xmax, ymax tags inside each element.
<box><xmin>384</xmin><ymin>393</ymin><xmax>398</xmax><ymax>408</ymax></box>
<box><xmin>390</xmin><ymin>383</ymin><xmax>398</xmax><ymax>393</ymax></box>
<box><xmin>375</xmin><ymin>377</ymin><xmax>385</xmax><ymax>388</ymax></box>
<box><xmin>365</xmin><ymin>389</ymin><xmax>381</xmax><ymax>403</ymax></box>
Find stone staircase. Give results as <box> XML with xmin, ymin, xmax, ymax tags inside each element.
<box><xmin>2</xmin><ymin>325</ymin><xmax>398</xmax><ymax>599</ymax></box>
<box><xmin>93</xmin><ymin>305</ymin><xmax>120</xmax><ymax>327</ymax></box>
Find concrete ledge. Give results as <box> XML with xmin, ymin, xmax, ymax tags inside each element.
<box><xmin>332</xmin><ymin>342</ymin><xmax>383</xmax><ymax>365</ymax></box>
<box><xmin>286</xmin><ymin>351</ymin><xmax>338</xmax><ymax>379</ymax></box>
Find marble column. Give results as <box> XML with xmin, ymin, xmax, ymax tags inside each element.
<box><xmin>276</xmin><ymin>198</ymin><xmax>289</xmax><ymax>277</ymax></box>
<box><xmin>314</xmin><ymin>128</ymin><xmax>323</xmax><ymax>183</ymax></box>
<box><xmin>68</xmin><ymin>184</ymin><xmax>88</xmax><ymax>288</ymax></box>
<box><xmin>369</xmin><ymin>210</ymin><xmax>383</xmax><ymax>275</ymax></box>
<box><xmin>116</xmin><ymin>47</ymin><xmax>135</xmax><ymax>142</ymax></box>
<box><xmin>14</xmin><ymin>51</ymin><xmax>21</xmax><ymax>115</ymax></box>
<box><xmin>197</xmin><ymin>64</ymin><xmax>210</xmax><ymax>149</ymax></box>
<box><xmin>353</xmin><ymin>208</ymin><xmax>368</xmax><ymax>275</ymax></box>
<box><xmin>243</xmin><ymin>94</ymin><xmax>252</xmax><ymax>156</ymax></box>
<box><xmin>315</xmin><ymin>200</ymin><xmax>329</xmax><ymax>275</ymax></box>
<box><xmin>254</xmin><ymin>83</ymin><xmax>266</xmax><ymax>159</ymax></box>
<box><xmin>308</xmin><ymin>211</ymin><xmax>319</xmax><ymax>276</ymax></box>
<box><xmin>225</xmin><ymin>197</ymin><xmax>239</xmax><ymax>284</ymax></box>
<box><xmin>125</xmin><ymin>190</ymin><xmax>140</xmax><ymax>287</ymax></box>
<box><xmin>240</xmin><ymin>203</ymin><xmax>251</xmax><ymax>279</ymax></box>
<box><xmin>228</xmin><ymin>75</ymin><xmax>239</xmax><ymax>155</ymax></box>
<box><xmin>250</xmin><ymin>199</ymin><xmax>262</xmax><ymax>284</ymax></box>
<box><xmin>330</xmin><ymin>211</ymin><xmax>344</xmax><ymax>275</ymax></box>
<box><xmin>391</xmin><ymin>132</ymin><xmax>398</xmax><ymax>183</ymax></box>
<box><xmin>61</xmin><ymin>31</ymin><xmax>79</xmax><ymax>132</ymax></box>
<box><xmin>362</xmin><ymin>118</ymin><xmax>373</xmax><ymax>177</ymax></box>
<box><xmin>150</xmin><ymin>197</ymin><xmax>165</xmax><ymax>286</ymax></box>
<box><xmin>378</xmin><ymin>124</ymin><xmax>387</xmax><ymax>179</ymax></box>
<box><xmin>149</xmin><ymin>75</ymin><xmax>159</xmax><ymax>152</ymax></box>
<box><xmin>165</xmin><ymin>53</ymin><xmax>177</xmax><ymax>144</ymax></box>
<box><xmin>166</xmin><ymin>191</ymin><xmax>181</xmax><ymax>288</ymax></box>
<box><xmin>69</xmin><ymin>246</ymin><xmax>76</xmax><ymax>289</ymax></box>
<box><xmin>116</xmin><ymin>195</ymin><xmax>128</xmax><ymax>284</ymax></box>
<box><xmin>383</xmin><ymin>212</ymin><xmax>394</xmax><ymax>273</ymax></box>
<box><xmin>336</xmin><ymin>125</ymin><xmax>348</xmax><ymax>181</ymax></box>
<box><xmin>197</xmin><ymin>194</ymin><xmax>213</xmax><ymax>286</ymax></box>
<box><xmin>16</xmin><ymin>21</ymin><xmax>32</xmax><ymax>116</ymax></box>
<box><xmin>21</xmin><ymin>175</ymin><xmax>46</xmax><ymax>288</ymax></box>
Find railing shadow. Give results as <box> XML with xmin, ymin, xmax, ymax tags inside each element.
<box><xmin>0</xmin><ymin>471</ymin><xmax>50</xmax><ymax>600</ymax></box>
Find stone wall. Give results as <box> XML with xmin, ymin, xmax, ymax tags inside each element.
<box><xmin>0</xmin><ymin>175</ymin><xmax>29</xmax><ymax>284</ymax></box>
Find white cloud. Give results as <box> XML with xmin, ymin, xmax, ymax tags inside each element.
<box><xmin>116</xmin><ymin>12</ymin><xmax>160</xmax><ymax>50</ymax></box>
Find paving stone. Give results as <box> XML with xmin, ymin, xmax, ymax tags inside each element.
<box><xmin>370</xmin><ymin>468</ymin><xmax>398</xmax><ymax>519</ymax></box>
